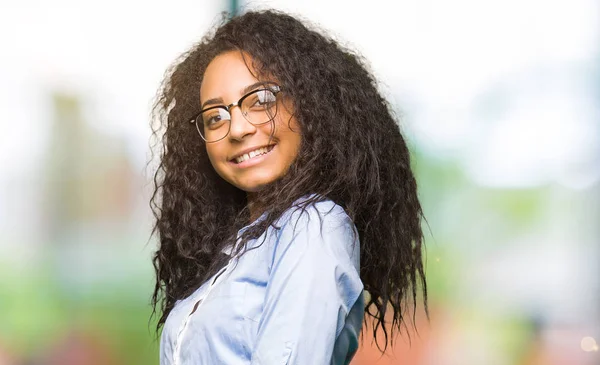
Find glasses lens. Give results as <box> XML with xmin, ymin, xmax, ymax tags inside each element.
<box><xmin>241</xmin><ymin>88</ymin><xmax>278</xmax><ymax>125</ymax></box>
<box><xmin>198</xmin><ymin>107</ymin><xmax>230</xmax><ymax>142</ymax></box>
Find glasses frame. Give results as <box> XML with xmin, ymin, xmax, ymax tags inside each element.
<box><xmin>190</xmin><ymin>83</ymin><xmax>282</xmax><ymax>143</ymax></box>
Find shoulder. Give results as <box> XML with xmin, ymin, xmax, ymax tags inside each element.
<box><xmin>277</xmin><ymin>194</ymin><xmax>353</xmax><ymax>235</ymax></box>
<box><xmin>270</xmin><ymin>194</ymin><xmax>359</xmax><ymax>267</ymax></box>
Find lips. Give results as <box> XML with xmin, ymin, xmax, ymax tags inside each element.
<box><xmin>230</xmin><ymin>144</ymin><xmax>275</xmax><ymax>164</ymax></box>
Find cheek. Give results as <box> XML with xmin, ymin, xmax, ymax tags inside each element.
<box><xmin>280</xmin><ymin>120</ymin><xmax>302</xmax><ymax>154</ymax></box>
<box><xmin>286</xmin><ymin>131</ymin><xmax>302</xmax><ymax>157</ymax></box>
<box><xmin>205</xmin><ymin>145</ymin><xmax>226</xmax><ymax>171</ymax></box>
<box><xmin>205</xmin><ymin>146</ymin><xmax>216</xmax><ymax>164</ymax></box>
<box><xmin>273</xmin><ymin>111</ymin><xmax>301</xmax><ymax>140</ymax></box>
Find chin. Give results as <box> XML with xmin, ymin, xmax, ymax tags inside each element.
<box><xmin>237</xmin><ymin>181</ymin><xmax>270</xmax><ymax>193</ymax></box>
<box><xmin>235</xmin><ymin>183</ymin><xmax>260</xmax><ymax>193</ymax></box>
<box><xmin>233</xmin><ymin>174</ymin><xmax>280</xmax><ymax>193</ymax></box>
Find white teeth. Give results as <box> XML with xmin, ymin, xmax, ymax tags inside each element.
<box><xmin>235</xmin><ymin>146</ymin><xmax>272</xmax><ymax>164</ymax></box>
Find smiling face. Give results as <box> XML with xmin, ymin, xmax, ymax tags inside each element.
<box><xmin>200</xmin><ymin>51</ymin><xmax>302</xmax><ymax>192</ymax></box>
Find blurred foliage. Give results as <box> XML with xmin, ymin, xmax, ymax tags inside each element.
<box><xmin>0</xmin><ymin>256</ymin><xmax>159</xmax><ymax>364</ymax></box>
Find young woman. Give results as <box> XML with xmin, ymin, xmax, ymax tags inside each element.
<box><xmin>150</xmin><ymin>10</ymin><xmax>428</xmax><ymax>365</ymax></box>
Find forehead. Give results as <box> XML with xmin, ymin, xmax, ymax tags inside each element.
<box><xmin>200</xmin><ymin>51</ymin><xmax>260</xmax><ymax>102</ymax></box>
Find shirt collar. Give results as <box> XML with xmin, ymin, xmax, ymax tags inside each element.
<box><xmin>221</xmin><ymin>211</ymin><xmax>268</xmax><ymax>256</ymax></box>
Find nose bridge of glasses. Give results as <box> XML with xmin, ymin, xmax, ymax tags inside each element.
<box><xmin>225</xmin><ymin>101</ymin><xmax>239</xmax><ymax>113</ymax></box>
<box><xmin>227</xmin><ymin>102</ymin><xmax>255</xmax><ymax>136</ymax></box>
<box><xmin>226</xmin><ymin>101</ymin><xmax>250</xmax><ymax>120</ymax></box>
<box><xmin>225</xmin><ymin>101</ymin><xmax>244</xmax><ymax>120</ymax></box>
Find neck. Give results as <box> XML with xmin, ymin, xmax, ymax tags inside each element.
<box><xmin>247</xmin><ymin>192</ymin><xmax>265</xmax><ymax>222</ymax></box>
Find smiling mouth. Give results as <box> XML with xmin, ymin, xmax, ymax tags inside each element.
<box><xmin>232</xmin><ymin>145</ymin><xmax>275</xmax><ymax>164</ymax></box>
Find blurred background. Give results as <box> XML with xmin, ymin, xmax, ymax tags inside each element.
<box><xmin>0</xmin><ymin>0</ymin><xmax>598</xmax><ymax>364</ymax></box>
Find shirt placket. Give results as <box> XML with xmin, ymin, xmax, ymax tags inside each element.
<box><xmin>172</xmin><ymin>263</ymin><xmax>231</xmax><ymax>365</ymax></box>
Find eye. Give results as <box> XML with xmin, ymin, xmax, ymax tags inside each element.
<box><xmin>246</xmin><ymin>89</ymin><xmax>277</xmax><ymax>110</ymax></box>
<box><xmin>202</xmin><ymin>108</ymin><xmax>229</xmax><ymax>129</ymax></box>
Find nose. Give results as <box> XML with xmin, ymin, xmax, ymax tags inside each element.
<box><xmin>227</xmin><ymin>106</ymin><xmax>256</xmax><ymax>141</ymax></box>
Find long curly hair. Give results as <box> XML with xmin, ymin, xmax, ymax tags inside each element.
<box><xmin>150</xmin><ymin>9</ymin><xmax>428</xmax><ymax>352</ymax></box>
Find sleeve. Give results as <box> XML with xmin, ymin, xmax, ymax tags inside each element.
<box><xmin>250</xmin><ymin>202</ymin><xmax>364</xmax><ymax>365</ymax></box>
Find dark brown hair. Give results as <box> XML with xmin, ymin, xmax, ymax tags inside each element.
<box><xmin>150</xmin><ymin>9</ymin><xmax>428</xmax><ymax>352</ymax></box>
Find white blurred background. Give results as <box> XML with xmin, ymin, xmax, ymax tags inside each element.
<box><xmin>0</xmin><ymin>0</ymin><xmax>598</xmax><ymax>364</ymax></box>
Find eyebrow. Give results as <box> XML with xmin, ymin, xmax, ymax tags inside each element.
<box><xmin>201</xmin><ymin>81</ymin><xmax>273</xmax><ymax>109</ymax></box>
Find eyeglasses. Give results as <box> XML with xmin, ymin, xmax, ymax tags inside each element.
<box><xmin>190</xmin><ymin>83</ymin><xmax>282</xmax><ymax>143</ymax></box>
